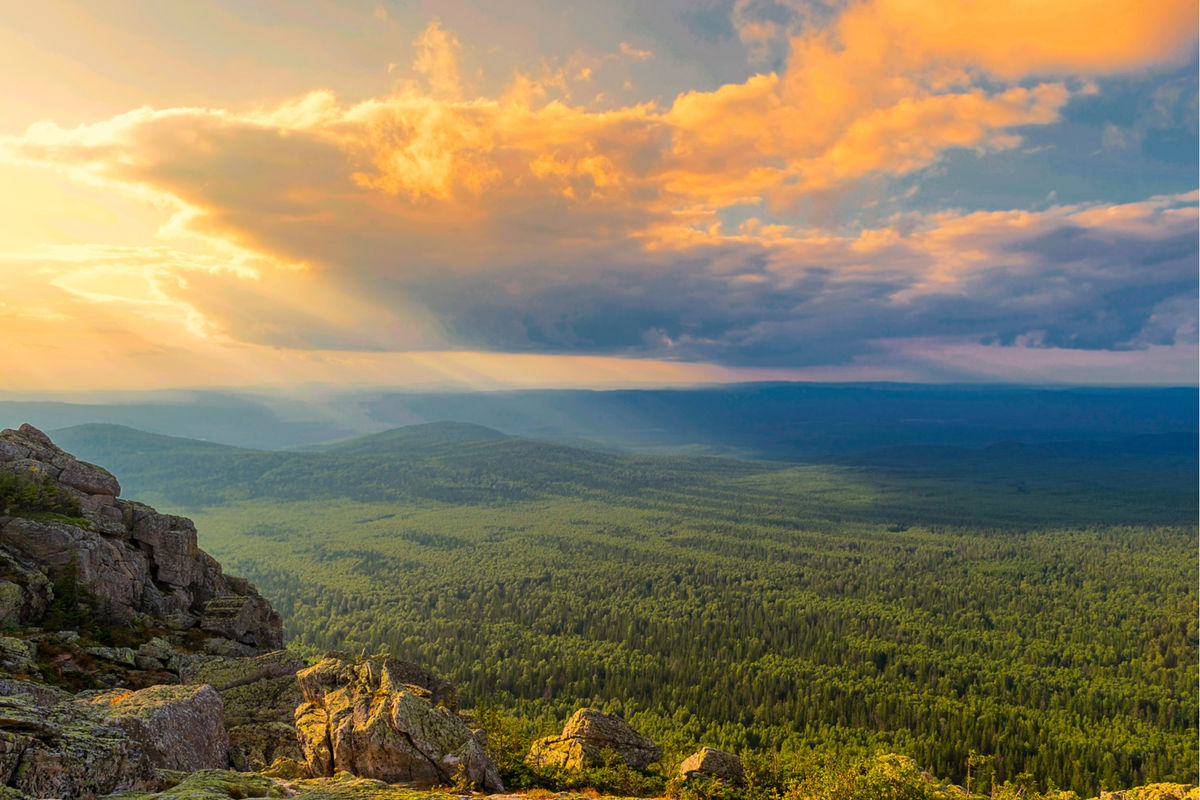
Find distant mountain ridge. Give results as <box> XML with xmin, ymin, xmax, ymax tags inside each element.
<box><xmin>48</xmin><ymin>419</ymin><xmax>1198</xmax><ymax>528</ymax></box>
<box><xmin>50</xmin><ymin>422</ymin><xmax>772</xmax><ymax>510</ymax></box>
<box><xmin>5</xmin><ymin>382</ymin><xmax>1196</xmax><ymax>457</ymax></box>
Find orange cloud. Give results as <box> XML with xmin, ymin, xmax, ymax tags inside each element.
<box><xmin>412</xmin><ymin>18</ymin><xmax>464</xmax><ymax>99</ymax></box>
<box><xmin>11</xmin><ymin>4</ymin><xmax>1193</xmax><ymax>264</ymax></box>
<box><xmin>839</xmin><ymin>0</ymin><xmax>1199</xmax><ymax>80</ymax></box>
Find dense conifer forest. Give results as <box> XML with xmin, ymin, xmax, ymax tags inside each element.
<box><xmin>53</xmin><ymin>422</ymin><xmax>1199</xmax><ymax>795</ymax></box>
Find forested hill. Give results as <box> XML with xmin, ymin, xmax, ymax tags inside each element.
<box><xmin>320</xmin><ymin>421</ymin><xmax>511</xmax><ymax>453</ymax></box>
<box><xmin>51</xmin><ymin>422</ymin><xmax>1196</xmax><ymax>528</ymax></box>
<box><xmin>50</xmin><ymin>422</ymin><xmax>774</xmax><ymax>508</ymax></box>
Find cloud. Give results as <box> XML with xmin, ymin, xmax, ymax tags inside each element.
<box><xmin>837</xmin><ymin>0</ymin><xmax>1198</xmax><ymax>80</ymax></box>
<box><xmin>0</xmin><ymin>8</ymin><xmax>1196</xmax><ymax>386</ymax></box>
<box><xmin>412</xmin><ymin>18</ymin><xmax>462</xmax><ymax>99</ymax></box>
<box><xmin>618</xmin><ymin>42</ymin><xmax>654</xmax><ymax>62</ymax></box>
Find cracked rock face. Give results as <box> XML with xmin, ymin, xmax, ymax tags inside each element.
<box><xmin>527</xmin><ymin>707</ymin><xmax>662</xmax><ymax>771</ymax></box>
<box><xmin>85</xmin><ymin>683</ymin><xmax>229</xmax><ymax>772</ymax></box>
<box><xmin>0</xmin><ymin>424</ymin><xmax>282</xmax><ymax>651</ymax></box>
<box><xmin>294</xmin><ymin>653</ymin><xmax>503</xmax><ymax>792</ymax></box>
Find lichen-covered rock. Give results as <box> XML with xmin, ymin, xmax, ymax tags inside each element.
<box><xmin>86</xmin><ymin>683</ymin><xmax>229</xmax><ymax>771</ymax></box>
<box><xmin>86</xmin><ymin>645</ymin><xmax>138</xmax><ymax>667</ymax></box>
<box><xmin>679</xmin><ymin>747</ymin><xmax>744</xmax><ymax>784</ymax></box>
<box><xmin>0</xmin><ymin>638</ymin><xmax>35</xmax><ymax>674</ymax></box>
<box><xmin>0</xmin><ymin>549</ymin><xmax>52</xmax><ymax>627</ymax></box>
<box><xmin>1099</xmin><ymin>786</ymin><xmax>1200</xmax><ymax>800</ymax></box>
<box><xmin>110</xmin><ymin>769</ymin><xmax>281</xmax><ymax>800</ymax></box>
<box><xmin>527</xmin><ymin>707</ymin><xmax>661</xmax><ymax>770</ymax></box>
<box><xmin>181</xmin><ymin>649</ymin><xmax>306</xmax><ymax>770</ymax></box>
<box><xmin>0</xmin><ymin>677</ymin><xmax>159</xmax><ymax>799</ymax></box>
<box><xmin>297</xmin><ymin>650</ymin><xmax>456</xmax><ymax>711</ymax></box>
<box><xmin>295</xmin><ymin>652</ymin><xmax>502</xmax><ymax>791</ymax></box>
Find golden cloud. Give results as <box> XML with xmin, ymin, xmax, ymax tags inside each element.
<box><xmin>11</xmin><ymin>2</ymin><xmax>1193</xmax><ymax>265</ymax></box>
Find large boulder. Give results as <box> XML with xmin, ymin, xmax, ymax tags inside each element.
<box><xmin>527</xmin><ymin>708</ymin><xmax>661</xmax><ymax>770</ymax></box>
<box><xmin>85</xmin><ymin>683</ymin><xmax>229</xmax><ymax>771</ymax></box>
<box><xmin>679</xmin><ymin>747</ymin><xmax>744</xmax><ymax>784</ymax></box>
<box><xmin>0</xmin><ymin>678</ymin><xmax>159</xmax><ymax>799</ymax></box>
<box><xmin>295</xmin><ymin>653</ymin><xmax>502</xmax><ymax>791</ymax></box>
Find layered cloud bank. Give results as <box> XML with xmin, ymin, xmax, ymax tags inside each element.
<box><xmin>0</xmin><ymin>0</ymin><xmax>1196</xmax><ymax>389</ymax></box>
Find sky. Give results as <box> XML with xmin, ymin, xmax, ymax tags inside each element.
<box><xmin>0</xmin><ymin>0</ymin><xmax>1196</xmax><ymax>391</ymax></box>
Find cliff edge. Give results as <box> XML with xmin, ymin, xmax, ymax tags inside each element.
<box><xmin>0</xmin><ymin>423</ymin><xmax>281</xmax><ymax>652</ymax></box>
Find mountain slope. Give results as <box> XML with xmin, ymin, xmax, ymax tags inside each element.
<box><xmin>51</xmin><ymin>423</ymin><xmax>774</xmax><ymax>508</ymax></box>
<box><xmin>321</xmin><ymin>421</ymin><xmax>510</xmax><ymax>454</ymax></box>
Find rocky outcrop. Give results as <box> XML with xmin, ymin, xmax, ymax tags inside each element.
<box><xmin>679</xmin><ymin>747</ymin><xmax>744</xmax><ymax>784</ymax></box>
<box><xmin>0</xmin><ymin>425</ymin><xmax>319</xmax><ymax>794</ymax></box>
<box><xmin>294</xmin><ymin>652</ymin><xmax>502</xmax><ymax>791</ymax></box>
<box><xmin>527</xmin><ymin>707</ymin><xmax>661</xmax><ymax>771</ymax></box>
<box><xmin>0</xmin><ymin>677</ymin><xmax>159</xmax><ymax>799</ymax></box>
<box><xmin>181</xmin><ymin>649</ymin><xmax>307</xmax><ymax>770</ymax></box>
<box><xmin>0</xmin><ymin>424</ymin><xmax>282</xmax><ymax>651</ymax></box>
<box><xmin>85</xmin><ymin>683</ymin><xmax>229</xmax><ymax>772</ymax></box>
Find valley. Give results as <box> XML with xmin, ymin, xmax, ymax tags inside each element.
<box><xmin>52</xmin><ymin>418</ymin><xmax>1199</xmax><ymax>794</ymax></box>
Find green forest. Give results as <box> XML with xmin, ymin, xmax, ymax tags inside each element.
<box><xmin>53</xmin><ymin>423</ymin><xmax>1199</xmax><ymax>795</ymax></box>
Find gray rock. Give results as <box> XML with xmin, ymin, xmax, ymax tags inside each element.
<box><xmin>0</xmin><ymin>440</ymin><xmax>25</xmax><ymax>463</ymax></box>
<box><xmin>527</xmin><ymin>707</ymin><xmax>661</xmax><ymax>771</ymax></box>
<box><xmin>86</xmin><ymin>683</ymin><xmax>229</xmax><ymax>772</ymax></box>
<box><xmin>0</xmin><ymin>549</ymin><xmax>52</xmax><ymax>627</ymax></box>
<box><xmin>0</xmin><ymin>516</ymin><xmax>149</xmax><ymax>617</ymax></box>
<box><xmin>679</xmin><ymin>747</ymin><xmax>744</xmax><ymax>784</ymax></box>
<box><xmin>201</xmin><ymin>595</ymin><xmax>284</xmax><ymax>650</ymax></box>
<box><xmin>57</xmin><ymin>460</ymin><xmax>120</xmax><ymax>497</ymax></box>
<box><xmin>15</xmin><ymin>425</ymin><xmax>52</xmax><ymax>447</ymax></box>
<box><xmin>0</xmin><ymin>678</ymin><xmax>159</xmax><ymax>798</ymax></box>
<box><xmin>180</xmin><ymin>649</ymin><xmax>306</xmax><ymax>770</ymax></box>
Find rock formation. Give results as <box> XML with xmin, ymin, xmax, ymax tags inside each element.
<box><xmin>84</xmin><ymin>683</ymin><xmax>229</xmax><ymax>772</ymax></box>
<box><xmin>0</xmin><ymin>425</ymin><xmax>294</xmax><ymax>797</ymax></box>
<box><xmin>181</xmin><ymin>649</ymin><xmax>307</xmax><ymax>770</ymax></box>
<box><xmin>0</xmin><ymin>424</ymin><xmax>282</xmax><ymax>650</ymax></box>
<box><xmin>527</xmin><ymin>707</ymin><xmax>661</xmax><ymax>771</ymax></box>
<box><xmin>0</xmin><ymin>677</ymin><xmax>232</xmax><ymax>798</ymax></box>
<box><xmin>679</xmin><ymin>746</ymin><xmax>744</xmax><ymax>784</ymax></box>
<box><xmin>294</xmin><ymin>652</ymin><xmax>503</xmax><ymax>791</ymax></box>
